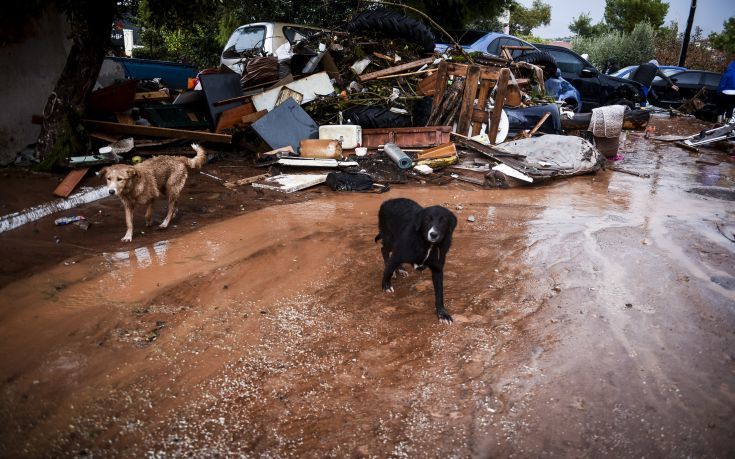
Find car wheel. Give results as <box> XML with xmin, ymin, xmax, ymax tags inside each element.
<box><xmin>514</xmin><ymin>51</ymin><xmax>558</xmax><ymax>79</ymax></box>
<box><xmin>347</xmin><ymin>8</ymin><xmax>435</xmax><ymax>53</ymax></box>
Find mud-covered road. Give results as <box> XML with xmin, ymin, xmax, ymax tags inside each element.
<box><xmin>1</xmin><ymin>116</ymin><xmax>734</xmax><ymax>457</ymax></box>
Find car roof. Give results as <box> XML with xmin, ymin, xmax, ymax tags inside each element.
<box><xmin>233</xmin><ymin>22</ymin><xmax>323</xmax><ymax>30</ymax></box>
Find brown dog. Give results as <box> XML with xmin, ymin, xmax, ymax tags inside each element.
<box><xmin>100</xmin><ymin>143</ymin><xmax>207</xmax><ymax>242</ymax></box>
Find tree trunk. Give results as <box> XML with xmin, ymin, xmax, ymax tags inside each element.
<box><xmin>35</xmin><ymin>1</ymin><xmax>116</xmax><ymax>169</ymax></box>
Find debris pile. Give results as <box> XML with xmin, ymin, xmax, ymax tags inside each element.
<box><xmin>39</xmin><ymin>7</ymin><xmax>657</xmax><ymax>197</ymax></box>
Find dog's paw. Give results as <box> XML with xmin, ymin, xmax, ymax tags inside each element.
<box><xmin>383</xmin><ymin>285</ymin><xmax>394</xmax><ymax>293</ymax></box>
<box><xmin>158</xmin><ymin>223</ymin><xmax>168</xmax><ymax>230</ymax></box>
<box><xmin>121</xmin><ymin>235</ymin><xmax>132</xmax><ymax>242</ymax></box>
<box><xmin>396</xmin><ymin>268</ymin><xmax>409</xmax><ymax>278</ymax></box>
<box><xmin>437</xmin><ymin>310</ymin><xmax>453</xmax><ymax>324</ymax></box>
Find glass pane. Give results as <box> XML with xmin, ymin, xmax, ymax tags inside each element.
<box><xmin>283</xmin><ymin>26</ymin><xmax>318</xmax><ymax>44</ymax></box>
<box><xmin>701</xmin><ymin>73</ymin><xmax>722</xmax><ymax>87</ymax></box>
<box><xmin>548</xmin><ymin>50</ymin><xmax>584</xmax><ymax>74</ymax></box>
<box><xmin>224</xmin><ymin>26</ymin><xmax>266</xmax><ymax>53</ymax></box>
<box><xmin>670</xmin><ymin>72</ymin><xmax>701</xmax><ymax>85</ymax></box>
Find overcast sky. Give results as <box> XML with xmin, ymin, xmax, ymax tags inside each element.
<box><xmin>516</xmin><ymin>0</ymin><xmax>735</xmax><ymax>39</ymax></box>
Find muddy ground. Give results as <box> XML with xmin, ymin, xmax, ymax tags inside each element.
<box><xmin>0</xmin><ymin>115</ymin><xmax>734</xmax><ymax>457</ymax></box>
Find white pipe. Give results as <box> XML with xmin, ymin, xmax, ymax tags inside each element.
<box><xmin>0</xmin><ymin>186</ymin><xmax>108</xmax><ymax>234</ymax></box>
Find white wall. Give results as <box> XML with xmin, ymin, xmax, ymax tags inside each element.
<box><xmin>0</xmin><ymin>7</ymin><xmax>71</xmax><ymax>165</ymax></box>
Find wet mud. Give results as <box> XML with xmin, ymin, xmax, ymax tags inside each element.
<box><xmin>0</xmin><ymin>116</ymin><xmax>734</xmax><ymax>456</ymax></box>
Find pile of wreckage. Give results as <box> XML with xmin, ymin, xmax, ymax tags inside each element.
<box><xmin>51</xmin><ymin>8</ymin><xmax>657</xmax><ymax>196</ymax></box>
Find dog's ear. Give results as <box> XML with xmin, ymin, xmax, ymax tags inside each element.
<box><xmin>125</xmin><ymin>168</ymin><xmax>138</xmax><ymax>178</ymax></box>
<box><xmin>99</xmin><ymin>167</ymin><xmax>109</xmax><ymax>179</ymax></box>
<box><xmin>413</xmin><ymin>209</ymin><xmax>427</xmax><ymax>233</ymax></box>
<box><xmin>448</xmin><ymin>211</ymin><xmax>458</xmax><ymax>232</ymax></box>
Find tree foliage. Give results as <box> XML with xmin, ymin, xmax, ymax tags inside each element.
<box><xmin>508</xmin><ymin>0</ymin><xmax>551</xmax><ymax>36</ymax></box>
<box><xmin>656</xmin><ymin>22</ymin><xmax>726</xmax><ymax>72</ymax></box>
<box><xmin>569</xmin><ymin>12</ymin><xmax>608</xmax><ymax>38</ymax></box>
<box><xmin>572</xmin><ymin>22</ymin><xmax>655</xmax><ymax>69</ymax></box>
<box><xmin>709</xmin><ymin>16</ymin><xmax>735</xmax><ymax>56</ymax></box>
<box><xmin>604</xmin><ymin>0</ymin><xmax>668</xmax><ymax>33</ymax></box>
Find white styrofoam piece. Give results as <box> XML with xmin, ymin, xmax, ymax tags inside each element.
<box><xmin>319</xmin><ymin>125</ymin><xmax>363</xmax><ymax>149</ymax></box>
<box><xmin>252</xmin><ymin>72</ymin><xmax>334</xmax><ymax>112</ymax></box>
<box><xmin>492</xmin><ymin>163</ymin><xmax>533</xmax><ymax>183</ymax></box>
<box><xmin>276</xmin><ymin>159</ymin><xmax>358</xmax><ymax>168</ymax></box>
<box><xmin>251</xmin><ymin>174</ymin><xmax>328</xmax><ymax>193</ymax></box>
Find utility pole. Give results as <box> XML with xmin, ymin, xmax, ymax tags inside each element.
<box><xmin>678</xmin><ymin>0</ymin><xmax>697</xmax><ymax>67</ymax></box>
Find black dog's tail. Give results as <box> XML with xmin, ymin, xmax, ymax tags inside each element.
<box><xmin>374</xmin><ymin>233</ymin><xmax>382</xmax><ymax>243</ymax></box>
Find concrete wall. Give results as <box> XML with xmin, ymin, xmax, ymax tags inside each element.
<box><xmin>0</xmin><ymin>7</ymin><xmax>71</xmax><ymax>165</ymax></box>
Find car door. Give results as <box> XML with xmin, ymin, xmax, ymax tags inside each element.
<box><xmin>542</xmin><ymin>48</ymin><xmax>602</xmax><ymax>111</ymax></box>
<box><xmin>652</xmin><ymin>71</ymin><xmax>702</xmax><ymax>107</ymax></box>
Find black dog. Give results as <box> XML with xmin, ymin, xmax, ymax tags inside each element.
<box><xmin>375</xmin><ymin>198</ymin><xmax>458</xmax><ymax>323</ymax></box>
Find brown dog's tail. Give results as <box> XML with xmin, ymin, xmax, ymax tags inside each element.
<box><xmin>187</xmin><ymin>143</ymin><xmax>208</xmax><ymax>169</ymax></box>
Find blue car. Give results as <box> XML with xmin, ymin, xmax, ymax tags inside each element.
<box><xmin>611</xmin><ymin>65</ymin><xmax>687</xmax><ymax>83</ymax></box>
<box><xmin>435</xmin><ymin>31</ymin><xmax>537</xmax><ymax>59</ymax></box>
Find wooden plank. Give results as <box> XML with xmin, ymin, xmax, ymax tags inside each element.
<box><xmin>528</xmin><ymin>112</ymin><xmax>551</xmax><ymax>136</ymax></box>
<box><xmin>357</xmin><ymin>57</ymin><xmax>435</xmax><ymax>83</ymax></box>
<box><xmin>417</xmin><ymin>142</ymin><xmax>456</xmax><ymax>160</ymax></box>
<box><xmin>446</xmin><ymin>62</ymin><xmax>500</xmax><ymax>81</ymax></box>
<box><xmin>215</xmin><ymin>102</ymin><xmax>256</xmax><ymax>133</ymax></box>
<box><xmin>241</xmin><ymin>109</ymin><xmax>267</xmax><ymax>126</ymax></box>
<box><xmin>135</xmin><ymin>90</ymin><xmax>170</xmax><ymax>102</ymax></box>
<box><xmin>457</xmin><ymin>65</ymin><xmax>481</xmax><ymax>136</ymax></box>
<box><xmin>418</xmin><ymin>72</ymin><xmax>438</xmax><ymax>96</ymax></box>
<box><xmin>83</xmin><ymin>120</ymin><xmax>232</xmax><ymax>144</ymax></box>
<box><xmin>472</xmin><ymin>78</ymin><xmax>494</xmax><ymax>136</ymax></box>
<box><xmin>487</xmin><ymin>68</ymin><xmax>510</xmax><ymax>145</ymax></box>
<box><xmin>53</xmin><ymin>168</ymin><xmax>89</xmax><ymax>198</ymax></box>
<box><xmin>88</xmin><ymin>131</ymin><xmax>122</xmax><ymax>142</ymax></box>
<box><xmin>431</xmin><ymin>61</ymin><xmax>449</xmax><ymax>114</ymax></box>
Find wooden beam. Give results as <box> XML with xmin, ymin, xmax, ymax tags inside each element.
<box><xmin>487</xmin><ymin>68</ymin><xmax>510</xmax><ymax>144</ymax></box>
<box><xmin>446</xmin><ymin>62</ymin><xmax>500</xmax><ymax>81</ymax></box>
<box><xmin>457</xmin><ymin>65</ymin><xmax>481</xmax><ymax>136</ymax></box>
<box><xmin>53</xmin><ymin>168</ymin><xmax>89</xmax><ymax>198</ymax></box>
<box><xmin>357</xmin><ymin>57</ymin><xmax>436</xmax><ymax>83</ymax></box>
<box><xmin>83</xmin><ymin>120</ymin><xmax>232</xmax><ymax>144</ymax></box>
<box><xmin>431</xmin><ymin>61</ymin><xmax>449</xmax><ymax>114</ymax></box>
<box><xmin>135</xmin><ymin>90</ymin><xmax>170</xmax><ymax>102</ymax></box>
<box><xmin>472</xmin><ymin>78</ymin><xmax>494</xmax><ymax>136</ymax></box>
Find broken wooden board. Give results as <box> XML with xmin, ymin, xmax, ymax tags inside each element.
<box><xmin>53</xmin><ymin>168</ymin><xmax>89</xmax><ymax>198</ymax></box>
<box><xmin>251</xmin><ymin>174</ymin><xmax>328</xmax><ymax>193</ymax></box>
<box><xmin>357</xmin><ymin>57</ymin><xmax>436</xmax><ymax>83</ymax></box>
<box><xmin>83</xmin><ymin>120</ymin><xmax>232</xmax><ymax>144</ymax></box>
<box><xmin>252</xmin><ymin>72</ymin><xmax>334</xmax><ymax>112</ymax></box>
<box><xmin>215</xmin><ymin>102</ymin><xmax>256</xmax><ymax>133</ymax></box>
<box><xmin>241</xmin><ymin>109</ymin><xmax>268</xmax><ymax>126</ymax></box>
<box><xmin>417</xmin><ymin>142</ymin><xmax>457</xmax><ymax>160</ymax></box>
<box><xmin>135</xmin><ymin>90</ymin><xmax>170</xmax><ymax>103</ymax></box>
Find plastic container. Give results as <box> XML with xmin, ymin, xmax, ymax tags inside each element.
<box><xmin>319</xmin><ymin>125</ymin><xmax>363</xmax><ymax>149</ymax></box>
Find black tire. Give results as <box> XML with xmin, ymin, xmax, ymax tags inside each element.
<box><xmin>347</xmin><ymin>8</ymin><xmax>435</xmax><ymax>53</ymax></box>
<box><xmin>514</xmin><ymin>51</ymin><xmax>558</xmax><ymax>79</ymax></box>
<box><xmin>343</xmin><ymin>106</ymin><xmax>411</xmax><ymax>129</ymax></box>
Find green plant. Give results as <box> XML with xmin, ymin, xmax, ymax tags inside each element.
<box><xmin>572</xmin><ymin>22</ymin><xmax>655</xmax><ymax>69</ymax></box>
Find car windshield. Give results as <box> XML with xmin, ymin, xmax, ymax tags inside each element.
<box><xmin>452</xmin><ymin>30</ymin><xmax>487</xmax><ymax>45</ymax></box>
<box><xmin>223</xmin><ymin>25</ymin><xmax>266</xmax><ymax>56</ymax></box>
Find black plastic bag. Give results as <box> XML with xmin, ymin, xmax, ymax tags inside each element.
<box><xmin>325</xmin><ymin>172</ymin><xmax>389</xmax><ymax>193</ymax></box>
